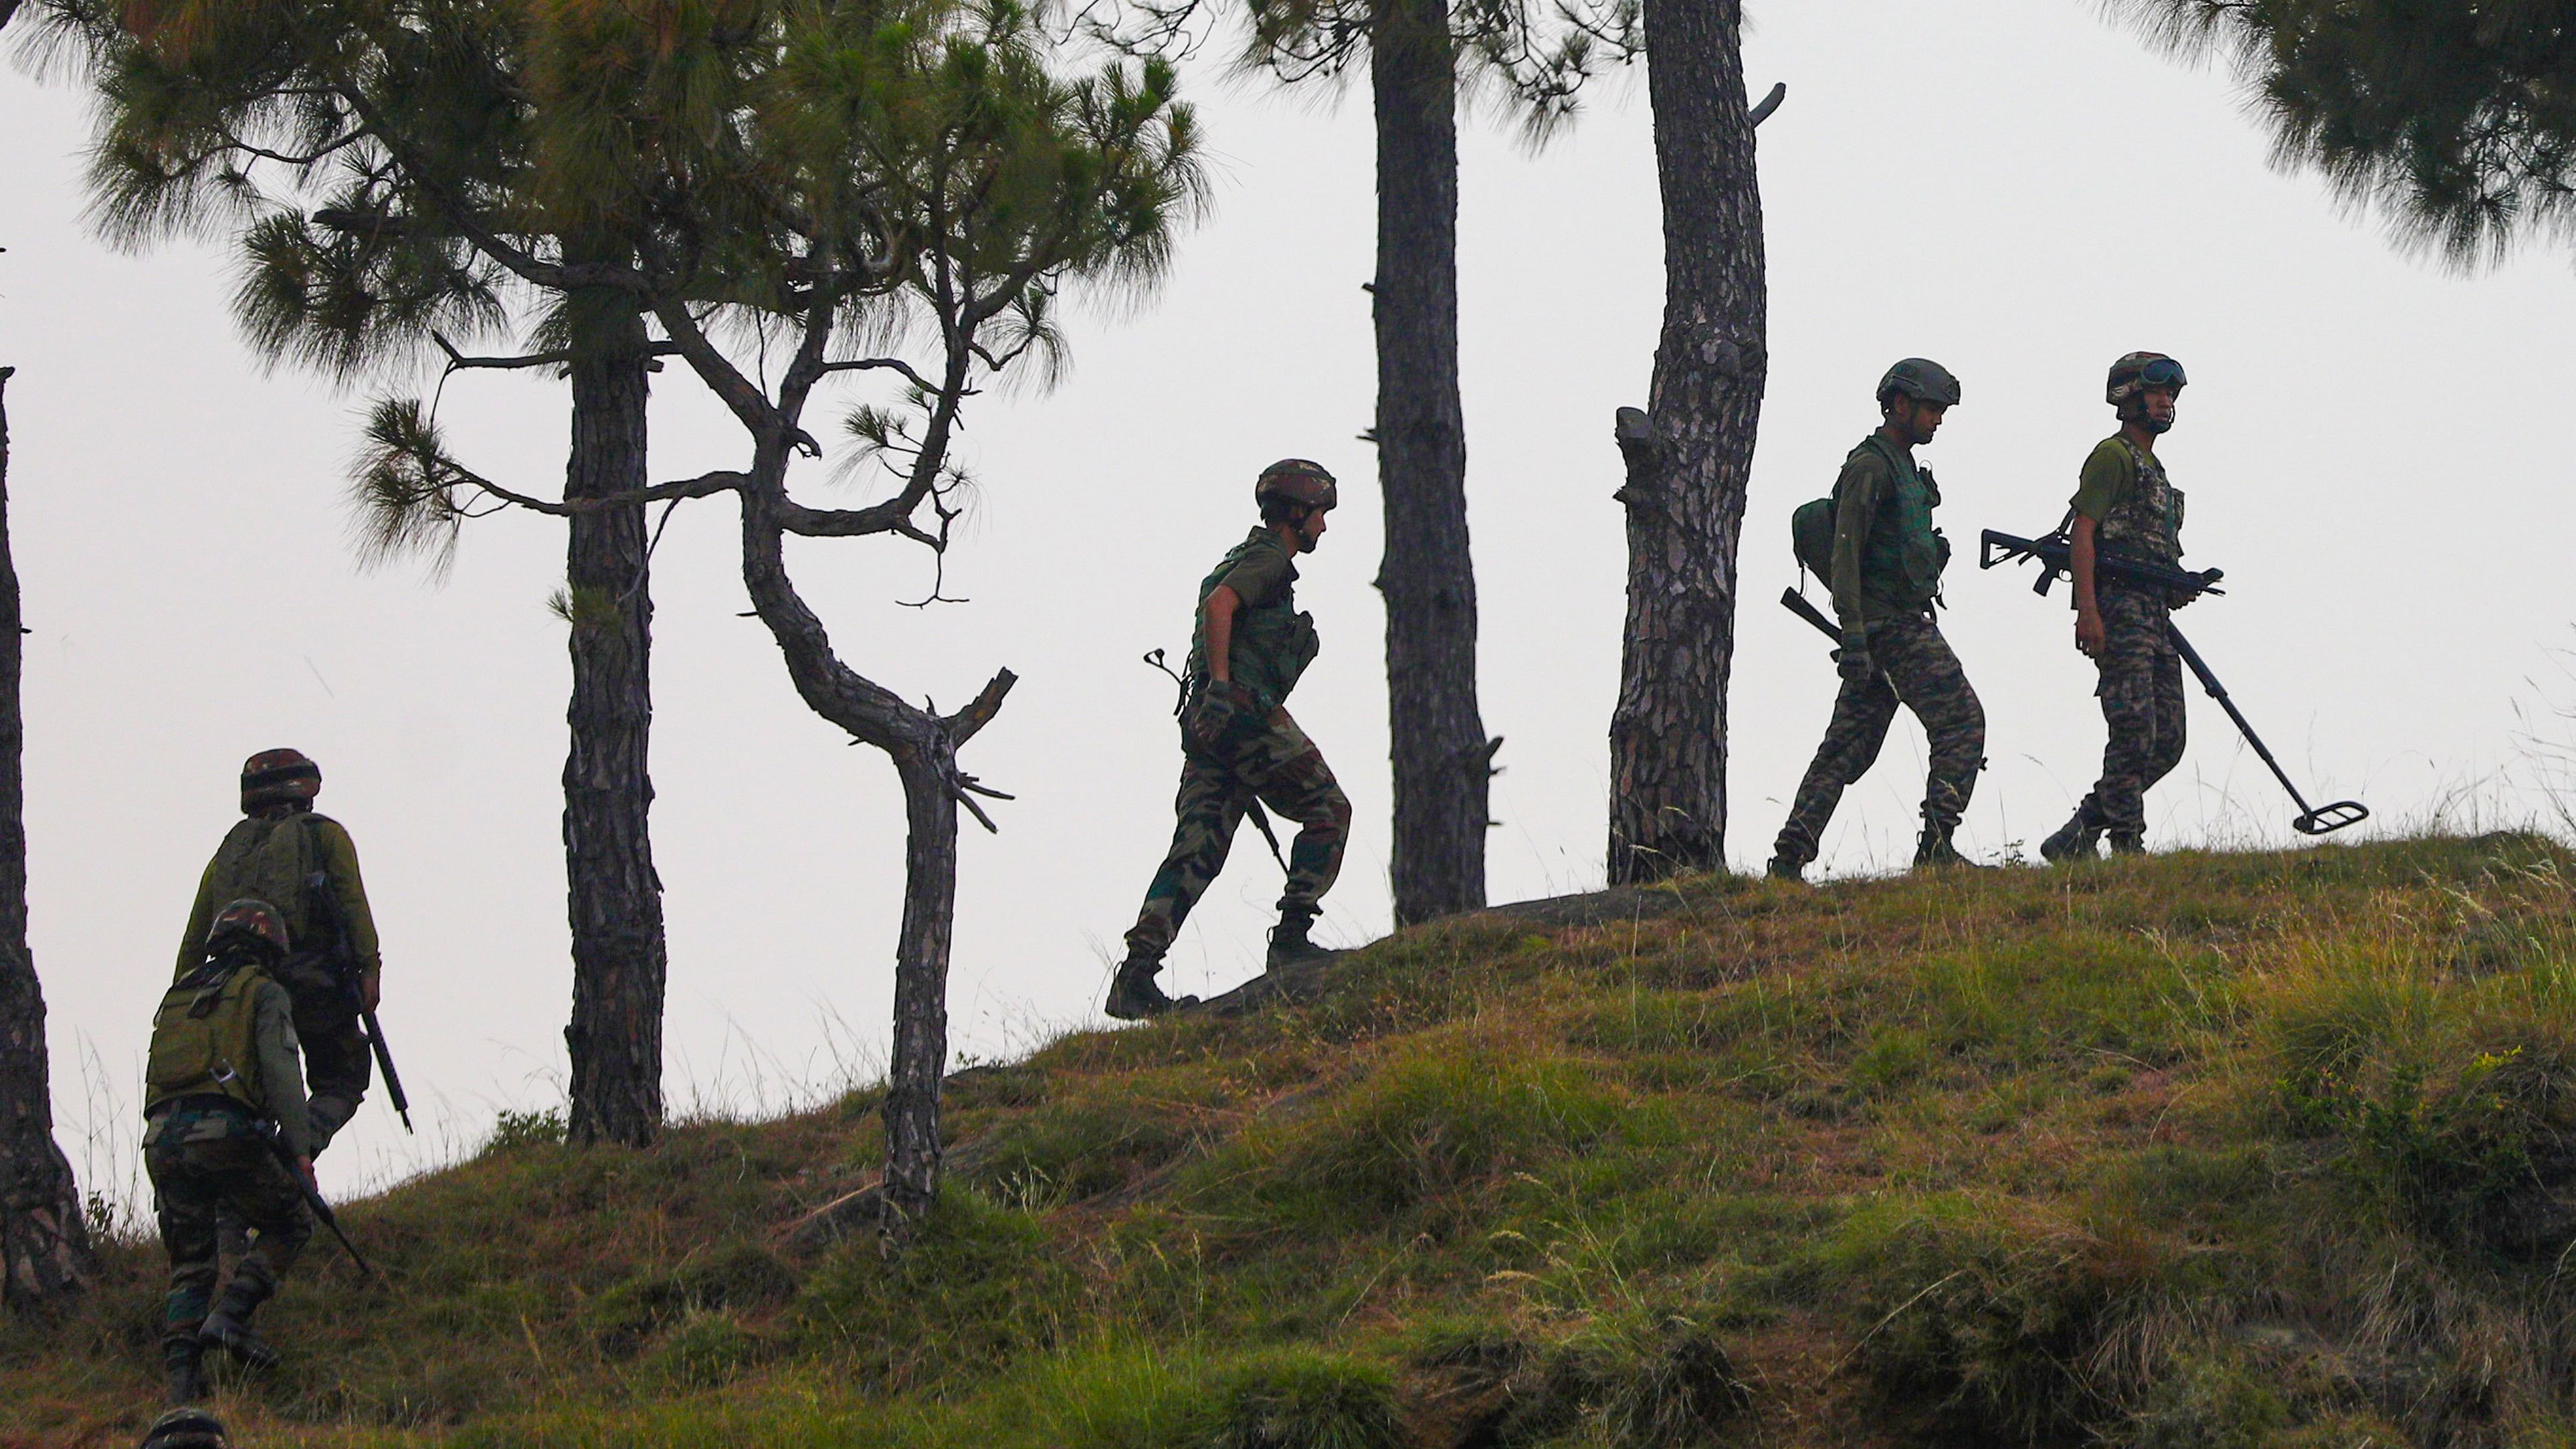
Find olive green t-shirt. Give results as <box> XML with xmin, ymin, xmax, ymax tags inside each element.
<box><xmin>1207</xmin><ymin>529</ymin><xmax>1296</xmax><ymax>613</ymax></box>
<box><xmin>2070</xmin><ymin>436</ymin><xmax>2145</xmax><ymax>522</ymax></box>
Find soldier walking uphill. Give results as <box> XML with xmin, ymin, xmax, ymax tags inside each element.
<box><xmin>1107</xmin><ymin>460</ymin><xmax>1356</xmax><ymax>1020</ymax></box>
<box><xmin>2042</xmin><ymin>353</ymin><xmax>2194</xmax><ymax>861</ymax></box>
<box><xmin>144</xmin><ymin>900</ymin><xmax>316</xmax><ymax>1405</ymax></box>
<box><xmin>1769</xmin><ymin>361</ymin><xmax>1988</xmax><ymax>880</ymax></box>
<box><xmin>176</xmin><ymin>750</ymin><xmax>382</xmax><ymax>1154</ymax></box>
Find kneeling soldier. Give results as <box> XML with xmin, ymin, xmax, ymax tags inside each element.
<box><xmin>144</xmin><ymin>900</ymin><xmax>316</xmax><ymax>1403</ymax></box>
<box><xmin>1108</xmin><ymin>460</ymin><xmax>1356</xmax><ymax>1020</ymax></box>
<box><xmin>1769</xmin><ymin>359</ymin><xmax>1987</xmax><ymax>879</ymax></box>
<box><xmin>2042</xmin><ymin>353</ymin><xmax>2193</xmax><ymax>860</ymax></box>
<box><xmin>176</xmin><ymin>749</ymin><xmax>381</xmax><ymax>1155</ymax></box>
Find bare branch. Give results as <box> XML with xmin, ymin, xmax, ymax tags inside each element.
<box><xmin>818</xmin><ymin>357</ymin><xmax>940</xmax><ymax>392</ymax></box>
<box><xmin>943</xmin><ymin>668</ymin><xmax>1018</xmax><ymax>748</ymax></box>
<box><xmin>461</xmin><ymin>464</ymin><xmax>748</xmax><ymax>517</ymax></box>
<box><xmin>1749</xmin><ymin>82</ymin><xmax>1786</xmax><ymax>128</ymax></box>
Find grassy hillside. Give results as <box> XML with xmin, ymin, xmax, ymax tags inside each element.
<box><xmin>13</xmin><ymin>834</ymin><xmax>2576</xmax><ymax>1448</ymax></box>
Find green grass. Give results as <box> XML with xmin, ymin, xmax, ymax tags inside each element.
<box><xmin>17</xmin><ymin>833</ymin><xmax>2576</xmax><ymax>1446</ymax></box>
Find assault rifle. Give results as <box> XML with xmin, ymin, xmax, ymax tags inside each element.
<box><xmin>1979</xmin><ymin>528</ymin><xmax>2225</xmax><ymax>602</ymax></box>
<box><xmin>262</xmin><ymin>1122</ymin><xmax>373</xmax><ymax>1278</ymax></box>
<box><xmin>304</xmin><ymin>854</ymin><xmax>413</xmax><ymax>1133</ymax></box>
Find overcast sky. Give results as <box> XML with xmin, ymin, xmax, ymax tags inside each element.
<box><xmin>5</xmin><ymin>1</ymin><xmax>2573</xmax><ymax>1205</ymax></box>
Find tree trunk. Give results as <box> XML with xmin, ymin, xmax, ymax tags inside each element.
<box><xmin>731</xmin><ymin>475</ymin><xmax>1013</xmax><ymax>1247</ymax></box>
<box><xmin>1371</xmin><ymin>0</ymin><xmax>1492</xmax><ymax>925</ymax></box>
<box><xmin>1607</xmin><ymin>0</ymin><xmax>1768</xmax><ymax>884</ymax></box>
<box><xmin>880</xmin><ymin>752</ymin><xmax>958</xmax><ymax>1232</ymax></box>
<box><xmin>561</xmin><ymin>317</ymin><xmax>668</xmax><ymax>1149</ymax></box>
<box><xmin>0</xmin><ymin>369</ymin><xmax>93</xmax><ymax>1311</ymax></box>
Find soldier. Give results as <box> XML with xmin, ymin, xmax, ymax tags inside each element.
<box><xmin>2042</xmin><ymin>353</ymin><xmax>2192</xmax><ymax>861</ymax></box>
<box><xmin>175</xmin><ymin>749</ymin><xmax>381</xmax><ymax>1153</ymax></box>
<box><xmin>1768</xmin><ymin>360</ymin><xmax>1987</xmax><ymax>880</ymax></box>
<box><xmin>143</xmin><ymin>900</ymin><xmax>315</xmax><ymax>1404</ymax></box>
<box><xmin>1106</xmin><ymin>460</ymin><xmax>1355</xmax><ymax>1020</ymax></box>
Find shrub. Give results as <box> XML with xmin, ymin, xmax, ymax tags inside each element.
<box><xmin>791</xmin><ymin>1187</ymin><xmax>1075</xmax><ymax>1389</ymax></box>
<box><xmin>1193</xmin><ymin>1349</ymin><xmax>1403</xmax><ymax>1449</ymax></box>
<box><xmin>1817</xmin><ymin>1195</ymin><xmax>2157</xmax><ymax>1446</ymax></box>
<box><xmin>1195</xmin><ymin>1041</ymin><xmax>1623</xmax><ymax>1227</ymax></box>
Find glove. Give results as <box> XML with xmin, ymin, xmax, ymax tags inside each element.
<box><xmin>1184</xmin><ymin>680</ymin><xmax>1258</xmax><ymax>753</ymax></box>
<box><xmin>1838</xmin><ymin>634</ymin><xmax>1874</xmax><ymax>684</ymax></box>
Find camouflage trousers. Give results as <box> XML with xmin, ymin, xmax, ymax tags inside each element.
<box><xmin>145</xmin><ymin>1101</ymin><xmax>311</xmax><ymax>1346</ymax></box>
<box><xmin>2073</xmin><ymin>585</ymin><xmax>2187</xmax><ymax>837</ymax></box>
<box><xmin>1773</xmin><ymin>609</ymin><xmax>1986</xmax><ymax>866</ymax></box>
<box><xmin>1124</xmin><ymin>698</ymin><xmax>1351</xmax><ymax>962</ymax></box>
<box><xmin>286</xmin><ymin>997</ymin><xmax>371</xmax><ymax>1155</ymax></box>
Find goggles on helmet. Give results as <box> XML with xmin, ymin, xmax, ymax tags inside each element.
<box><xmin>2135</xmin><ymin>357</ymin><xmax>2186</xmax><ymax>391</ymax></box>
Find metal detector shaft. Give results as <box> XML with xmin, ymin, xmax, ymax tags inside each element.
<box><xmin>2165</xmin><ymin>622</ymin><xmax>2367</xmax><ymax>836</ymax></box>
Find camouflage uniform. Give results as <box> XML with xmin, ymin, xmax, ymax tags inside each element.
<box><xmin>2068</xmin><ymin>436</ymin><xmax>2189</xmax><ymax>840</ymax></box>
<box><xmin>177</xmin><ymin>808</ymin><xmax>380</xmax><ymax>1153</ymax></box>
<box><xmin>1773</xmin><ymin>431</ymin><xmax>1985</xmax><ymax>869</ymax></box>
<box><xmin>1123</xmin><ymin>527</ymin><xmax>1351</xmax><ymax>963</ymax></box>
<box><xmin>144</xmin><ymin>943</ymin><xmax>314</xmax><ymax>1400</ymax></box>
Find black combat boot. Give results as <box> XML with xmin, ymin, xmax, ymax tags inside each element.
<box><xmin>1765</xmin><ymin>854</ymin><xmax>1806</xmax><ymax>883</ymax></box>
<box><xmin>2107</xmin><ymin>832</ymin><xmax>2147</xmax><ymax>856</ymax></box>
<box><xmin>1266</xmin><ymin>912</ymin><xmax>1345</xmax><ymax>971</ymax></box>
<box><xmin>197</xmin><ymin>1262</ymin><xmax>282</xmax><ymax>1371</ymax></box>
<box><xmin>140</xmin><ymin>1406</ymin><xmax>230</xmax><ymax>1449</ymax></box>
<box><xmin>1104</xmin><ymin>956</ymin><xmax>1196</xmax><ymax>1021</ymax></box>
<box><xmin>161</xmin><ymin>1332</ymin><xmax>211</xmax><ymax>1406</ymax></box>
<box><xmin>1912</xmin><ymin>825</ymin><xmax>1985</xmax><ymax>871</ymax></box>
<box><xmin>2039</xmin><ymin>809</ymin><xmax>2101</xmax><ymax>864</ymax></box>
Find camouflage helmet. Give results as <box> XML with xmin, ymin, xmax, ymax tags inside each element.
<box><xmin>140</xmin><ymin>1408</ymin><xmax>229</xmax><ymax>1449</ymax></box>
<box><xmin>206</xmin><ymin>899</ymin><xmax>290</xmax><ymax>961</ymax></box>
<box><xmin>1876</xmin><ymin>358</ymin><xmax>1962</xmax><ymax>409</ymax></box>
<box><xmin>239</xmin><ymin>747</ymin><xmax>320</xmax><ymax>813</ymax></box>
<box><xmin>1254</xmin><ymin>459</ymin><xmax>1338</xmax><ymax>514</ymax></box>
<box><xmin>2106</xmin><ymin>352</ymin><xmax>2187</xmax><ymax>407</ymax></box>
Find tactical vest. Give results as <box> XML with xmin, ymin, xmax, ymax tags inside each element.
<box><xmin>1840</xmin><ymin>433</ymin><xmax>1949</xmax><ymax>611</ymax></box>
<box><xmin>1187</xmin><ymin>535</ymin><xmax>1320</xmax><ymax>710</ymax></box>
<box><xmin>203</xmin><ymin>815</ymin><xmax>315</xmax><ymax>953</ymax></box>
<box><xmin>144</xmin><ymin>961</ymin><xmax>272</xmax><ymax>1118</ymax></box>
<box><xmin>2095</xmin><ymin>437</ymin><xmax>2183</xmax><ymax>569</ymax></box>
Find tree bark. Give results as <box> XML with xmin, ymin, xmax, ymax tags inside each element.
<box><xmin>1371</xmin><ymin>0</ymin><xmax>1493</xmax><ymax>926</ymax></box>
<box><xmin>1607</xmin><ymin>0</ymin><xmax>1768</xmax><ymax>884</ymax></box>
<box><xmin>561</xmin><ymin>316</ymin><xmax>668</xmax><ymax>1149</ymax></box>
<box><xmin>0</xmin><ymin>369</ymin><xmax>94</xmax><ymax>1311</ymax></box>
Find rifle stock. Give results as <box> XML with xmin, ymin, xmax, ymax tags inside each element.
<box><xmin>1778</xmin><ymin>588</ymin><xmax>1842</xmax><ymax>647</ymax></box>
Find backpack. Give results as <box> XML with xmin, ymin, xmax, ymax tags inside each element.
<box><xmin>204</xmin><ymin>815</ymin><xmax>317</xmax><ymax>952</ymax></box>
<box><xmin>1791</xmin><ymin>496</ymin><xmax>1836</xmax><ymax>583</ymax></box>
<box><xmin>144</xmin><ymin>961</ymin><xmax>271</xmax><ymax>1116</ymax></box>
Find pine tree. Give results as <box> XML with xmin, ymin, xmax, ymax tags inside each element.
<box><xmin>37</xmin><ymin>0</ymin><xmax>677</xmax><ymax>1145</ymax></box>
<box><xmin>2113</xmin><ymin>0</ymin><xmax>2576</xmax><ymax>266</ymax></box>
<box><xmin>1605</xmin><ymin>4</ymin><xmax>1775</xmax><ymax>883</ymax></box>
<box><xmin>351</xmin><ymin>0</ymin><xmax>1202</xmax><ymax>1239</ymax></box>
<box><xmin>1088</xmin><ymin>0</ymin><xmax>1634</xmax><ymax>925</ymax></box>
<box><xmin>0</xmin><ymin>367</ymin><xmax>95</xmax><ymax>1313</ymax></box>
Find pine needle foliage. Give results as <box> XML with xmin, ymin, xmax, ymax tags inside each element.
<box><xmin>2107</xmin><ymin>0</ymin><xmax>2576</xmax><ymax>269</ymax></box>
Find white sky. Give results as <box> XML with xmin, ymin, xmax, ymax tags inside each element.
<box><xmin>3</xmin><ymin>1</ymin><xmax>2572</xmax><ymax>1205</ymax></box>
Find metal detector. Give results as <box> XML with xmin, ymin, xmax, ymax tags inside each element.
<box><xmin>2165</xmin><ymin>623</ymin><xmax>2367</xmax><ymax>836</ymax></box>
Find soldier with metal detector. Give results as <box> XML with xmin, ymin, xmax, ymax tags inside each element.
<box><xmin>1981</xmin><ymin>353</ymin><xmax>2366</xmax><ymax>846</ymax></box>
